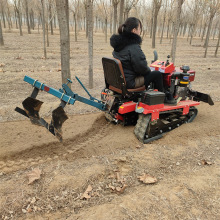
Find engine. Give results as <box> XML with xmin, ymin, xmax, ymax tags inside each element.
<box><xmin>150</xmin><ymin>58</ymin><xmax>196</xmax><ymax>101</ymax></box>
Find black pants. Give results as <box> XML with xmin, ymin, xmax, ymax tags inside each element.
<box><xmin>144</xmin><ymin>70</ymin><xmax>164</xmax><ymax>92</ymax></box>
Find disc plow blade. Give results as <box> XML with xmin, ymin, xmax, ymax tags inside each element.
<box><xmin>51</xmin><ymin>106</ymin><xmax>68</xmax><ymax>142</ymax></box>
<box><xmin>22</xmin><ymin>97</ymin><xmax>43</xmax><ymax>126</ymax></box>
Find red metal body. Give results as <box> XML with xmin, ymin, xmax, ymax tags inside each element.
<box><xmin>116</xmin><ymin>60</ymin><xmax>199</xmax><ymax>124</ymax></box>
<box><xmin>118</xmin><ymin>100</ymin><xmax>200</xmax><ymax>122</ymax></box>
<box><xmin>150</xmin><ymin>60</ymin><xmax>175</xmax><ymax>73</ymax></box>
<box><xmin>150</xmin><ymin>61</ymin><xmax>196</xmax><ymax>87</ymax></box>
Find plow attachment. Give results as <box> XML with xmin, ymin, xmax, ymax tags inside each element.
<box><xmin>15</xmin><ymin>76</ymin><xmax>106</xmax><ymax>142</ymax></box>
<box><xmin>15</xmin><ymin>76</ymin><xmax>76</xmax><ymax>141</ymax></box>
<box><xmin>189</xmin><ymin>90</ymin><xmax>214</xmax><ymax>106</ymax></box>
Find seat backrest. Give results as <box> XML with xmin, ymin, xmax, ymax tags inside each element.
<box><xmin>102</xmin><ymin>57</ymin><xmax>127</xmax><ymax>95</ymax></box>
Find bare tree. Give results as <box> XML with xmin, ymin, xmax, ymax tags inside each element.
<box><xmin>24</xmin><ymin>0</ymin><xmax>31</xmax><ymax>34</ymax></box>
<box><xmin>166</xmin><ymin>0</ymin><xmax>175</xmax><ymax>39</ymax></box>
<box><xmin>41</xmin><ymin>0</ymin><xmax>47</xmax><ymax>58</ymax></box>
<box><xmin>13</xmin><ymin>0</ymin><xmax>23</xmax><ymax>36</ymax></box>
<box><xmin>55</xmin><ymin>0</ymin><xmax>71</xmax><ymax>86</ymax></box>
<box><xmin>70</xmin><ymin>0</ymin><xmax>80</xmax><ymax>42</ymax></box>
<box><xmin>6</xmin><ymin>0</ymin><xmax>12</xmax><ymax>29</ymax></box>
<box><xmin>84</xmin><ymin>0</ymin><xmax>89</xmax><ymax>38</ymax></box>
<box><xmin>188</xmin><ymin>0</ymin><xmax>201</xmax><ymax>45</ymax></box>
<box><xmin>0</xmin><ymin>18</ymin><xmax>4</xmax><ymax>46</ymax></box>
<box><xmin>30</xmin><ymin>8</ymin><xmax>35</xmax><ymax>30</ymax></box>
<box><xmin>150</xmin><ymin>0</ymin><xmax>154</xmax><ymax>39</ymax></box>
<box><xmin>97</xmin><ymin>0</ymin><xmax>110</xmax><ymax>43</ymax></box>
<box><xmin>87</xmin><ymin>0</ymin><xmax>93</xmax><ymax>88</ymax></box>
<box><xmin>215</xmin><ymin>23</ymin><xmax>220</xmax><ymax>57</ymax></box>
<box><xmin>0</xmin><ymin>1</ymin><xmax>6</xmax><ymax>28</ymax></box>
<box><xmin>112</xmin><ymin>0</ymin><xmax>119</xmax><ymax>34</ymax></box>
<box><xmin>204</xmin><ymin>0</ymin><xmax>220</xmax><ymax>58</ymax></box>
<box><xmin>160</xmin><ymin>0</ymin><xmax>167</xmax><ymax>44</ymax></box>
<box><xmin>124</xmin><ymin>0</ymin><xmax>139</xmax><ymax>19</ymax></box>
<box><xmin>152</xmin><ymin>0</ymin><xmax>162</xmax><ymax>48</ymax></box>
<box><xmin>48</xmin><ymin>0</ymin><xmax>54</xmax><ymax>35</ymax></box>
<box><xmin>119</xmin><ymin>0</ymin><xmax>124</xmax><ymax>25</ymax></box>
<box><xmin>171</xmin><ymin>0</ymin><xmax>185</xmax><ymax>63</ymax></box>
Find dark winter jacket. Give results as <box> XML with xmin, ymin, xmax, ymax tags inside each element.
<box><xmin>110</xmin><ymin>32</ymin><xmax>151</xmax><ymax>89</ymax></box>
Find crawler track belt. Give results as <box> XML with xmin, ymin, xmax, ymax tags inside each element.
<box><xmin>134</xmin><ymin>107</ymin><xmax>198</xmax><ymax>144</ymax></box>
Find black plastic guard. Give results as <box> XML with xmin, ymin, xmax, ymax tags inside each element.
<box><xmin>190</xmin><ymin>90</ymin><xmax>214</xmax><ymax>105</ymax></box>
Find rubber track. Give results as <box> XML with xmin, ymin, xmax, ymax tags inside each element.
<box><xmin>134</xmin><ymin>114</ymin><xmax>151</xmax><ymax>143</ymax></box>
<box><xmin>0</xmin><ymin>119</ymin><xmax>111</xmax><ymax>173</ymax></box>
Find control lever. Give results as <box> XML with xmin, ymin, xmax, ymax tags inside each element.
<box><xmin>165</xmin><ymin>55</ymin><xmax>170</xmax><ymax>66</ymax></box>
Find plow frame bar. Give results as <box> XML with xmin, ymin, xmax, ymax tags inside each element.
<box><xmin>23</xmin><ymin>75</ymin><xmax>106</xmax><ymax>111</ymax></box>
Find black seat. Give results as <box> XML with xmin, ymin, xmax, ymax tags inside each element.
<box><xmin>102</xmin><ymin>57</ymin><xmax>145</xmax><ymax>97</ymax></box>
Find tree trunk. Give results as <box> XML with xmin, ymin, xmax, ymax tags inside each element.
<box><xmin>14</xmin><ymin>9</ymin><xmax>18</xmax><ymax>29</ymax></box>
<box><xmin>41</xmin><ymin>0</ymin><xmax>47</xmax><ymax>58</ymax></box>
<box><xmin>113</xmin><ymin>1</ymin><xmax>119</xmax><ymax>34</ymax></box>
<box><xmin>201</xmin><ymin>22</ymin><xmax>207</xmax><ymax>42</ymax></box>
<box><xmin>25</xmin><ymin>0</ymin><xmax>31</xmax><ymax>34</ymax></box>
<box><xmin>160</xmin><ymin>0</ymin><xmax>167</xmax><ymax>44</ymax></box>
<box><xmin>105</xmin><ymin>17</ymin><xmax>108</xmax><ymax>43</ymax></box>
<box><xmin>85</xmin><ymin>4</ymin><xmax>88</xmax><ymax>38</ymax></box>
<box><xmin>30</xmin><ymin>9</ymin><xmax>35</xmax><ymax>30</ymax></box>
<box><xmin>1</xmin><ymin>2</ymin><xmax>6</xmax><ymax>28</ymax></box>
<box><xmin>187</xmin><ymin>24</ymin><xmax>192</xmax><ymax>41</ymax></box>
<box><xmin>212</xmin><ymin>22</ymin><xmax>218</xmax><ymax>40</ymax></box>
<box><xmin>0</xmin><ymin>18</ymin><xmax>4</xmax><ymax>46</ymax></box>
<box><xmin>152</xmin><ymin>1</ymin><xmax>162</xmax><ymax>48</ymax></box>
<box><xmin>182</xmin><ymin>24</ymin><xmax>186</xmax><ymax>36</ymax></box>
<box><xmin>55</xmin><ymin>0</ymin><xmax>71</xmax><ymax>86</ymax></box>
<box><xmin>214</xmin><ymin>25</ymin><xmax>220</xmax><ymax>57</ymax></box>
<box><xmin>204</xmin><ymin>15</ymin><xmax>214</xmax><ymax>58</ymax></box>
<box><xmin>17</xmin><ymin>8</ymin><xmax>23</xmax><ymax>36</ymax></box>
<box><xmin>204</xmin><ymin>15</ymin><xmax>214</xmax><ymax>49</ymax></box>
<box><xmin>119</xmin><ymin>0</ymin><xmax>124</xmax><ymax>26</ymax></box>
<box><xmin>190</xmin><ymin>24</ymin><xmax>195</xmax><ymax>45</ymax></box>
<box><xmin>110</xmin><ymin>9</ymin><xmax>113</xmax><ymax>34</ymax></box>
<box><xmin>150</xmin><ymin>3</ymin><xmax>155</xmax><ymax>39</ymax></box>
<box><xmin>73</xmin><ymin>12</ymin><xmax>77</xmax><ymax>41</ymax></box>
<box><xmin>152</xmin><ymin>13</ymin><xmax>157</xmax><ymax>48</ymax></box>
<box><xmin>6</xmin><ymin>0</ymin><xmax>12</xmax><ymax>29</ymax></box>
<box><xmin>46</xmin><ymin>22</ymin><xmax>49</xmax><ymax>47</ymax></box>
<box><xmin>125</xmin><ymin>10</ymin><xmax>129</xmax><ymax>20</ymax></box>
<box><xmin>38</xmin><ymin>14</ymin><xmax>41</xmax><ymax>34</ymax></box>
<box><xmin>171</xmin><ymin>0</ymin><xmax>184</xmax><ymax>63</ymax></box>
<box><xmin>49</xmin><ymin>3</ymin><xmax>53</xmax><ymax>35</ymax></box>
<box><xmin>167</xmin><ymin>19</ymin><xmax>170</xmax><ymax>38</ymax></box>
<box><xmin>87</xmin><ymin>0</ymin><xmax>93</xmax><ymax>88</ymax></box>
<box><xmin>54</xmin><ymin>15</ymin><xmax>56</xmax><ymax>29</ymax></box>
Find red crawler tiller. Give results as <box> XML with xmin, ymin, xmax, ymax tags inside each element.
<box><xmin>16</xmin><ymin>52</ymin><xmax>214</xmax><ymax>143</ymax></box>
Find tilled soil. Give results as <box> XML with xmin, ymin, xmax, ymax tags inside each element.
<box><xmin>0</xmin><ymin>30</ymin><xmax>220</xmax><ymax>220</ymax></box>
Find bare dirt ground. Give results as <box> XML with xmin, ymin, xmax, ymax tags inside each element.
<box><xmin>0</xmin><ymin>29</ymin><xmax>220</xmax><ymax>220</ymax></box>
